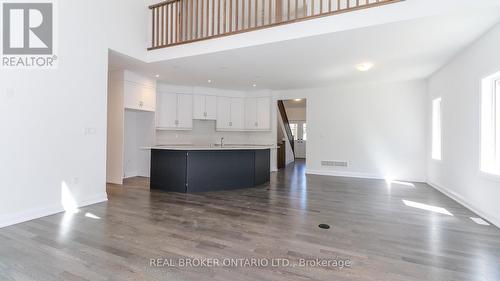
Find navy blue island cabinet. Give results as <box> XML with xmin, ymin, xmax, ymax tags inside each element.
<box><xmin>150</xmin><ymin>148</ymin><xmax>271</xmax><ymax>193</ymax></box>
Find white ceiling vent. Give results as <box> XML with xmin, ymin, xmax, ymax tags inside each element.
<box><xmin>321</xmin><ymin>161</ymin><xmax>348</xmax><ymax>167</ymax></box>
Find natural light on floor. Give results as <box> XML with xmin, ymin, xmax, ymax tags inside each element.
<box><xmin>402</xmin><ymin>200</ymin><xmax>453</xmax><ymax>216</ymax></box>
<box><xmin>385</xmin><ymin>178</ymin><xmax>415</xmax><ymax>187</ymax></box>
<box><xmin>61</xmin><ymin>181</ymin><xmax>79</xmax><ymax>214</ymax></box>
<box><xmin>85</xmin><ymin>212</ymin><xmax>101</xmax><ymax>220</ymax></box>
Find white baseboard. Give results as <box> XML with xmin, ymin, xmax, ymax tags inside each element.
<box><xmin>307</xmin><ymin>169</ymin><xmax>383</xmax><ymax>180</ymax></box>
<box><xmin>427</xmin><ymin>181</ymin><xmax>500</xmax><ymax>229</ymax></box>
<box><xmin>305</xmin><ymin>169</ymin><xmax>425</xmax><ymax>183</ymax></box>
<box><xmin>0</xmin><ymin>193</ymin><xmax>108</xmax><ymax>229</ymax></box>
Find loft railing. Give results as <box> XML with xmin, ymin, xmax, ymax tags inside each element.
<box><xmin>148</xmin><ymin>0</ymin><xmax>402</xmax><ymax>50</ymax></box>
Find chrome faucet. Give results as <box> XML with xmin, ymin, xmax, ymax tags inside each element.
<box><xmin>220</xmin><ymin>137</ymin><xmax>224</xmax><ymax>147</ymax></box>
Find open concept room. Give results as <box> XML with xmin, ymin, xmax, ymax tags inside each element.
<box><xmin>1</xmin><ymin>0</ymin><xmax>500</xmax><ymax>280</ymax></box>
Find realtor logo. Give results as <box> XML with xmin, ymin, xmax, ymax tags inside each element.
<box><xmin>1</xmin><ymin>0</ymin><xmax>58</xmax><ymax>68</ymax></box>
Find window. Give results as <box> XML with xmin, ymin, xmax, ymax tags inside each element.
<box><xmin>432</xmin><ymin>97</ymin><xmax>442</xmax><ymax>160</ymax></box>
<box><xmin>481</xmin><ymin>73</ymin><xmax>500</xmax><ymax>175</ymax></box>
<box><xmin>289</xmin><ymin>123</ymin><xmax>298</xmax><ymax>140</ymax></box>
<box><xmin>302</xmin><ymin>123</ymin><xmax>307</xmax><ymax>141</ymax></box>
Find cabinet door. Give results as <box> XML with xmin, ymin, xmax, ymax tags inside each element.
<box><xmin>177</xmin><ymin>94</ymin><xmax>193</xmax><ymax>129</ymax></box>
<box><xmin>244</xmin><ymin>98</ymin><xmax>258</xmax><ymax>130</ymax></box>
<box><xmin>205</xmin><ymin>95</ymin><xmax>217</xmax><ymax>120</ymax></box>
<box><xmin>140</xmin><ymin>85</ymin><xmax>156</xmax><ymax>112</ymax></box>
<box><xmin>256</xmin><ymin>97</ymin><xmax>271</xmax><ymax>130</ymax></box>
<box><xmin>230</xmin><ymin>98</ymin><xmax>245</xmax><ymax>130</ymax></box>
<box><xmin>156</xmin><ymin>93</ymin><xmax>178</xmax><ymax>128</ymax></box>
<box><xmin>192</xmin><ymin>95</ymin><xmax>206</xmax><ymax>120</ymax></box>
<box><xmin>216</xmin><ymin>97</ymin><xmax>232</xmax><ymax>130</ymax></box>
<box><xmin>123</xmin><ymin>81</ymin><xmax>143</xmax><ymax>110</ymax></box>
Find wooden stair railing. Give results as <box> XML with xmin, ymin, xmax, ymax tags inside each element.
<box><xmin>278</xmin><ymin>100</ymin><xmax>295</xmax><ymax>157</ymax></box>
<box><xmin>148</xmin><ymin>0</ymin><xmax>403</xmax><ymax>50</ymax></box>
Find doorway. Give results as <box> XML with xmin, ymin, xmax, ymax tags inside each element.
<box><xmin>277</xmin><ymin>99</ymin><xmax>307</xmax><ymax>168</ymax></box>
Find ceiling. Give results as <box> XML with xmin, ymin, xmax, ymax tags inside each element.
<box><xmin>283</xmin><ymin>99</ymin><xmax>307</xmax><ymax>109</ymax></box>
<box><xmin>109</xmin><ymin>7</ymin><xmax>500</xmax><ymax>91</ymax></box>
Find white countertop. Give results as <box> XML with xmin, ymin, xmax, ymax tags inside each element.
<box><xmin>143</xmin><ymin>144</ymin><xmax>278</xmax><ymax>151</ymax></box>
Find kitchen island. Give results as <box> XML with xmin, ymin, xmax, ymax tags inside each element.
<box><xmin>148</xmin><ymin>146</ymin><xmax>272</xmax><ymax>193</ymax></box>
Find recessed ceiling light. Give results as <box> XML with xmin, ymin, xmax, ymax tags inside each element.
<box><xmin>356</xmin><ymin>62</ymin><xmax>374</xmax><ymax>72</ymax></box>
<box><xmin>208</xmin><ymin>79</ymin><xmax>212</xmax><ymax>83</ymax></box>
<box><xmin>294</xmin><ymin>99</ymin><xmax>302</xmax><ymax>102</ymax></box>
<box><xmin>252</xmin><ymin>84</ymin><xmax>257</xmax><ymax>87</ymax></box>
<box><xmin>155</xmin><ymin>74</ymin><xmax>160</xmax><ymax>78</ymax></box>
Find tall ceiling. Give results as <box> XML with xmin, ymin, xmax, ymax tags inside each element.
<box><xmin>109</xmin><ymin>7</ymin><xmax>500</xmax><ymax>91</ymax></box>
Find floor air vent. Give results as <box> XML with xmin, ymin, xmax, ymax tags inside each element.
<box><xmin>318</xmin><ymin>224</ymin><xmax>330</xmax><ymax>229</ymax></box>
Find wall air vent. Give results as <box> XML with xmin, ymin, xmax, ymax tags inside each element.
<box><xmin>321</xmin><ymin>161</ymin><xmax>348</xmax><ymax>167</ymax></box>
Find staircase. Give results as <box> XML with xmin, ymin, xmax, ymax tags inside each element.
<box><xmin>278</xmin><ymin>100</ymin><xmax>295</xmax><ymax>157</ymax></box>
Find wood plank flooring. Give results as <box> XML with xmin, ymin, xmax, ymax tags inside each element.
<box><xmin>1</xmin><ymin>160</ymin><xmax>499</xmax><ymax>281</ymax></box>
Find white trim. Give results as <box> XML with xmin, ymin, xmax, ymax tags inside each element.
<box><xmin>427</xmin><ymin>181</ymin><xmax>500</xmax><ymax>229</ymax></box>
<box><xmin>0</xmin><ymin>193</ymin><xmax>108</xmax><ymax>229</ymax></box>
<box><xmin>306</xmin><ymin>169</ymin><xmax>425</xmax><ymax>182</ymax></box>
<box><xmin>306</xmin><ymin>169</ymin><xmax>383</xmax><ymax>179</ymax></box>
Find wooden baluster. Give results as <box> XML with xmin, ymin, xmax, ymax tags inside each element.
<box><xmin>337</xmin><ymin>0</ymin><xmax>340</xmax><ymax>10</ymax></box>
<box><xmin>261</xmin><ymin>0</ymin><xmax>264</xmax><ymax>25</ymax></box>
<box><xmin>212</xmin><ymin>0</ymin><xmax>215</xmax><ymax>35</ymax></box>
<box><xmin>286</xmin><ymin>0</ymin><xmax>290</xmax><ymax>21</ymax></box>
<box><xmin>328</xmin><ymin>0</ymin><xmax>331</xmax><ymax>12</ymax></box>
<box><xmin>206</xmin><ymin>0</ymin><xmax>209</xmax><ymax>36</ymax></box>
<box><xmin>201</xmin><ymin>0</ymin><xmax>204</xmax><ymax>37</ymax></box>
<box><xmin>356</xmin><ymin>0</ymin><xmax>359</xmax><ymax>6</ymax></box>
<box><xmin>151</xmin><ymin>8</ymin><xmax>155</xmax><ymax>47</ymax></box>
<box><xmin>303</xmin><ymin>0</ymin><xmax>306</xmax><ymax>17</ymax></box>
<box><xmin>268</xmin><ymin>0</ymin><xmax>272</xmax><ymax>24</ymax></box>
<box><xmin>223</xmin><ymin>0</ymin><xmax>226</xmax><ymax>33</ymax></box>
<box><xmin>217</xmin><ymin>0</ymin><xmax>220</xmax><ymax>34</ymax></box>
<box><xmin>169</xmin><ymin>4</ymin><xmax>172</xmax><ymax>44</ymax></box>
<box><xmin>247</xmin><ymin>0</ymin><xmax>251</xmax><ymax>28</ymax></box>
<box><xmin>242</xmin><ymin>0</ymin><xmax>245</xmax><ymax>28</ymax></box>
<box><xmin>320</xmin><ymin>0</ymin><xmax>323</xmax><ymax>14</ymax></box>
<box><xmin>156</xmin><ymin>8</ymin><xmax>160</xmax><ymax>46</ymax></box>
<box><xmin>311</xmin><ymin>0</ymin><xmax>314</xmax><ymax>16</ymax></box>
<box><xmin>236</xmin><ymin>0</ymin><xmax>239</xmax><ymax>30</ymax></box>
<box><xmin>229</xmin><ymin>0</ymin><xmax>232</xmax><ymax>32</ymax></box>
<box><xmin>347</xmin><ymin>0</ymin><xmax>350</xmax><ymax>9</ymax></box>
<box><xmin>191</xmin><ymin>0</ymin><xmax>194</xmax><ymax>39</ymax></box>
<box><xmin>196</xmin><ymin>0</ymin><xmax>199</xmax><ymax>38</ymax></box>
<box><xmin>176</xmin><ymin>2</ymin><xmax>179</xmax><ymax>43</ymax></box>
<box><xmin>255</xmin><ymin>0</ymin><xmax>258</xmax><ymax>26</ymax></box>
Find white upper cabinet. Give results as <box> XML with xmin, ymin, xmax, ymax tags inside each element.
<box><xmin>193</xmin><ymin>95</ymin><xmax>217</xmax><ymax>120</ymax></box>
<box><xmin>216</xmin><ymin>97</ymin><xmax>245</xmax><ymax>131</ymax></box>
<box><xmin>123</xmin><ymin>71</ymin><xmax>156</xmax><ymax>112</ymax></box>
<box><xmin>256</xmin><ymin>97</ymin><xmax>271</xmax><ymax>130</ymax></box>
<box><xmin>245</xmin><ymin>97</ymin><xmax>271</xmax><ymax>130</ymax></box>
<box><xmin>157</xmin><ymin>93</ymin><xmax>193</xmax><ymax>130</ymax></box>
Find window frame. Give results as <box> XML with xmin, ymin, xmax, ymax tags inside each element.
<box><xmin>431</xmin><ymin>97</ymin><xmax>442</xmax><ymax>161</ymax></box>
<box><xmin>480</xmin><ymin>72</ymin><xmax>500</xmax><ymax>177</ymax></box>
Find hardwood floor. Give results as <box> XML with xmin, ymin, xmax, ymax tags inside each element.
<box><xmin>1</xmin><ymin>160</ymin><xmax>499</xmax><ymax>281</ymax></box>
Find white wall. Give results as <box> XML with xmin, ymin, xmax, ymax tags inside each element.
<box><xmin>124</xmin><ymin>110</ymin><xmax>155</xmax><ymax>178</ymax></box>
<box><xmin>0</xmin><ymin>0</ymin><xmax>151</xmax><ymax>227</ymax></box>
<box><xmin>274</xmin><ymin>80</ymin><xmax>427</xmax><ymax>182</ymax></box>
<box><xmin>285</xmin><ymin>107</ymin><xmax>307</xmax><ymax>121</ymax></box>
<box><xmin>0</xmin><ymin>1</ymin><xmax>109</xmax><ymax>227</ymax></box>
<box><xmin>427</xmin><ymin>23</ymin><xmax>500</xmax><ymax>228</ymax></box>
